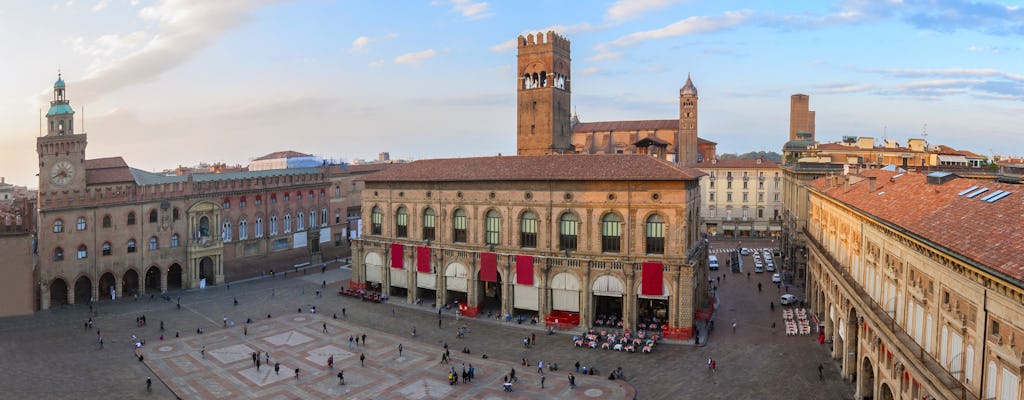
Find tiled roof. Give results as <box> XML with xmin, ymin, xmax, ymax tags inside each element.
<box><xmin>810</xmin><ymin>170</ymin><xmax>1024</xmax><ymax>281</ymax></box>
<box><xmin>695</xmin><ymin>158</ymin><xmax>780</xmax><ymax>169</ymax></box>
<box><xmin>573</xmin><ymin>119</ymin><xmax>678</xmax><ymax>132</ymax></box>
<box><xmin>85</xmin><ymin>157</ymin><xmax>135</xmax><ymax>185</ymax></box>
<box><xmin>958</xmin><ymin>149</ymin><xmax>985</xmax><ymax>159</ymax></box>
<box><xmin>364</xmin><ymin>155</ymin><xmax>704</xmax><ymax>183</ymax></box>
<box><xmin>816</xmin><ymin>143</ymin><xmax>923</xmax><ymax>153</ymax></box>
<box><xmin>253</xmin><ymin>150</ymin><xmax>311</xmax><ymax>161</ymax></box>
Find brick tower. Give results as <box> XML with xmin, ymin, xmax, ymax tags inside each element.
<box><xmin>677</xmin><ymin>74</ymin><xmax>698</xmax><ymax>166</ymax></box>
<box><xmin>516</xmin><ymin>31</ymin><xmax>571</xmax><ymax>156</ymax></box>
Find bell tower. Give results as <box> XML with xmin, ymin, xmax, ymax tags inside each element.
<box><xmin>516</xmin><ymin>31</ymin><xmax>571</xmax><ymax>156</ymax></box>
<box><xmin>37</xmin><ymin>74</ymin><xmax>88</xmax><ymax>192</ymax></box>
<box><xmin>678</xmin><ymin>74</ymin><xmax>698</xmax><ymax>166</ymax></box>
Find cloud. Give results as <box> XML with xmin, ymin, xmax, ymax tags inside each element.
<box><xmin>92</xmin><ymin>0</ymin><xmax>111</xmax><ymax>11</ymax></box>
<box><xmin>863</xmin><ymin>67</ymin><xmax>1024</xmax><ymax>82</ymax></box>
<box><xmin>394</xmin><ymin>49</ymin><xmax>437</xmax><ymax>65</ymax></box>
<box><xmin>489</xmin><ymin>23</ymin><xmax>601</xmax><ymax>52</ymax></box>
<box><xmin>587</xmin><ymin>45</ymin><xmax>621</xmax><ymax>62</ymax></box>
<box><xmin>368</xmin><ymin>59</ymin><xmax>385</xmax><ymax>68</ymax></box>
<box><xmin>810</xmin><ymin>83</ymin><xmax>874</xmax><ymax>94</ymax></box>
<box><xmin>434</xmin><ymin>0</ymin><xmax>492</xmax><ymax>20</ymax></box>
<box><xmin>863</xmin><ymin>67</ymin><xmax>1024</xmax><ymax>101</ymax></box>
<box><xmin>349</xmin><ymin>33</ymin><xmax>398</xmax><ymax>52</ymax></box>
<box><xmin>579</xmin><ymin>67</ymin><xmax>600</xmax><ymax>76</ymax></box>
<box><xmin>762</xmin><ymin>0</ymin><xmax>1024</xmax><ymax>36</ymax></box>
<box><xmin>46</xmin><ymin>0</ymin><xmax>283</xmax><ymax>106</ymax></box>
<box><xmin>607</xmin><ymin>10</ymin><xmax>753</xmax><ymax>48</ymax></box>
<box><xmin>606</xmin><ymin>0</ymin><xmax>684</xmax><ymax>22</ymax></box>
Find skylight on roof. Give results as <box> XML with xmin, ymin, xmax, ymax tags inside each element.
<box><xmin>892</xmin><ymin>173</ymin><xmax>905</xmax><ymax>179</ymax></box>
<box><xmin>980</xmin><ymin>190</ymin><xmax>1003</xmax><ymax>201</ymax></box>
<box><xmin>965</xmin><ymin>188</ymin><xmax>989</xmax><ymax>198</ymax></box>
<box><xmin>957</xmin><ymin>185</ymin><xmax>979</xmax><ymax>196</ymax></box>
<box><xmin>987</xmin><ymin>191</ymin><xmax>1012</xmax><ymax>203</ymax></box>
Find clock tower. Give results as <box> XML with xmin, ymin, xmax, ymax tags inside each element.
<box><xmin>37</xmin><ymin>74</ymin><xmax>87</xmax><ymax>192</ymax></box>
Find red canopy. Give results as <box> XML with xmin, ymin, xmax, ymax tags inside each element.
<box><xmin>641</xmin><ymin>262</ymin><xmax>663</xmax><ymax>296</ymax></box>
<box><xmin>480</xmin><ymin>252</ymin><xmax>497</xmax><ymax>282</ymax></box>
<box><xmin>515</xmin><ymin>255</ymin><xmax>534</xmax><ymax>285</ymax></box>
<box><xmin>390</xmin><ymin>243</ymin><xmax>403</xmax><ymax>269</ymax></box>
<box><xmin>416</xmin><ymin>246</ymin><xmax>431</xmax><ymax>273</ymax></box>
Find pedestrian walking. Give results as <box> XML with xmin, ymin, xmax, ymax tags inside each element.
<box><xmin>531</xmin><ymin>333</ymin><xmax>536</xmax><ymax>346</ymax></box>
<box><xmin>398</xmin><ymin>343</ymin><xmax>403</xmax><ymax>357</ymax></box>
<box><xmin>159</xmin><ymin>321</ymin><xmax>164</xmax><ymax>332</ymax></box>
<box><xmin>538</xmin><ymin>360</ymin><xmax>544</xmax><ymax>374</ymax></box>
<box><xmin>818</xmin><ymin>363</ymin><xmax>824</xmax><ymax>380</ymax></box>
<box><xmin>540</xmin><ymin>373</ymin><xmax>546</xmax><ymax>388</ymax></box>
<box><xmin>295</xmin><ymin>368</ymin><xmax>300</xmax><ymax>380</ymax></box>
<box><xmin>337</xmin><ymin>370</ymin><xmax>345</xmax><ymax>385</ymax></box>
<box><xmin>510</xmin><ymin>368</ymin><xmax>518</xmax><ymax>383</ymax></box>
<box><xmin>328</xmin><ymin>355</ymin><xmax>334</xmax><ymax>369</ymax></box>
<box><xmin>438</xmin><ymin>318</ymin><xmax>442</xmax><ymax>329</ymax></box>
<box><xmin>757</xmin><ymin>282</ymin><xmax>762</xmax><ymax>292</ymax></box>
<box><xmin>469</xmin><ymin>364</ymin><xmax>475</xmax><ymax>382</ymax></box>
<box><xmin>348</xmin><ymin>336</ymin><xmax>354</xmax><ymax>349</ymax></box>
<box><xmin>223</xmin><ymin>317</ymin><xmax>228</xmax><ymax>328</ymax></box>
<box><xmin>274</xmin><ymin>363</ymin><xmax>280</xmax><ymax>375</ymax></box>
<box><xmin>412</xmin><ymin>326</ymin><xmax>417</xmax><ymax>337</ymax></box>
<box><xmin>575</xmin><ymin>361</ymin><xmax>580</xmax><ymax>372</ymax></box>
<box><xmin>256</xmin><ymin>358</ymin><xmax>261</xmax><ymax>371</ymax></box>
<box><xmin>201</xmin><ymin>346</ymin><xmax>205</xmax><ymax>359</ymax></box>
<box><xmin>322</xmin><ymin>323</ymin><xmax>328</xmax><ymax>334</ymax></box>
<box><xmin>569</xmin><ymin>373</ymin><xmax>576</xmax><ymax>389</ymax></box>
<box><xmin>99</xmin><ymin>338</ymin><xmax>104</xmax><ymax>349</ymax></box>
<box><xmin>244</xmin><ymin>325</ymin><xmax>248</xmax><ymax>336</ymax></box>
<box><xmin>360</xmin><ymin>353</ymin><xmax>365</xmax><ymax>367</ymax></box>
<box><xmin>711</xmin><ymin>359</ymin><xmax>716</xmax><ymax>371</ymax></box>
<box><xmin>233</xmin><ymin>297</ymin><xmax>238</xmax><ymax>306</ymax></box>
<box><xmin>146</xmin><ymin>377</ymin><xmax>152</xmax><ymax>392</ymax></box>
<box><xmin>342</xmin><ymin>308</ymin><xmax>346</xmax><ymax>318</ymax></box>
<box><xmin>362</xmin><ymin>333</ymin><xmax>366</xmax><ymax>344</ymax></box>
<box><xmin>770</xmin><ymin>301</ymin><xmax>775</xmax><ymax>311</ymax></box>
<box><xmin>732</xmin><ymin>321</ymin><xmax>737</xmax><ymax>333</ymax></box>
<box><xmin>708</xmin><ymin>357</ymin><xmax>712</xmax><ymax>369</ymax></box>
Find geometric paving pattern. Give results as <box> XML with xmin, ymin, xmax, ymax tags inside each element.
<box><xmin>142</xmin><ymin>314</ymin><xmax>634</xmax><ymax>399</ymax></box>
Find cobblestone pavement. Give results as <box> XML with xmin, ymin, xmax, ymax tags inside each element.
<box><xmin>0</xmin><ymin>244</ymin><xmax>854</xmax><ymax>399</ymax></box>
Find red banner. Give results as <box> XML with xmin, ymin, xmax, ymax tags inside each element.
<box><xmin>390</xmin><ymin>243</ymin><xmax>403</xmax><ymax>269</ymax></box>
<box><xmin>515</xmin><ymin>255</ymin><xmax>534</xmax><ymax>285</ymax></box>
<box><xmin>641</xmin><ymin>262</ymin><xmax>663</xmax><ymax>296</ymax></box>
<box><xmin>480</xmin><ymin>252</ymin><xmax>497</xmax><ymax>282</ymax></box>
<box><xmin>416</xmin><ymin>246</ymin><xmax>431</xmax><ymax>273</ymax></box>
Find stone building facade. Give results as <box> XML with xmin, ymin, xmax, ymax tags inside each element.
<box><xmin>34</xmin><ymin>77</ymin><xmax>355</xmax><ymax>310</ymax></box>
<box><xmin>0</xmin><ymin>196</ymin><xmax>36</xmax><ymax>317</ymax></box>
<box><xmin>694</xmin><ymin>158</ymin><xmax>783</xmax><ymax>237</ymax></box>
<box><xmin>350</xmin><ymin>155</ymin><xmax>708</xmax><ymax>339</ymax></box>
<box><xmin>804</xmin><ymin>169</ymin><xmax>1023</xmax><ymax>400</ymax></box>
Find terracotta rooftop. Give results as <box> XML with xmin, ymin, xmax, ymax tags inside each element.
<box><xmin>817</xmin><ymin>143</ymin><xmax>923</xmax><ymax>153</ymax></box>
<box><xmin>573</xmin><ymin>119</ymin><xmax>678</xmax><ymax>132</ymax></box>
<box><xmin>364</xmin><ymin>155</ymin><xmax>704</xmax><ymax>183</ymax></box>
<box><xmin>85</xmin><ymin>157</ymin><xmax>135</xmax><ymax>185</ymax></box>
<box><xmin>810</xmin><ymin>170</ymin><xmax>1024</xmax><ymax>281</ymax></box>
<box><xmin>695</xmin><ymin>158</ymin><xmax>780</xmax><ymax>169</ymax></box>
<box><xmin>252</xmin><ymin>150</ymin><xmax>311</xmax><ymax>161</ymax></box>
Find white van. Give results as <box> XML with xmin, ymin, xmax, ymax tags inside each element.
<box><xmin>708</xmin><ymin>255</ymin><xmax>719</xmax><ymax>270</ymax></box>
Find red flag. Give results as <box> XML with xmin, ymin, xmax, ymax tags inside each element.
<box><xmin>416</xmin><ymin>246</ymin><xmax>431</xmax><ymax>273</ymax></box>
<box><xmin>515</xmin><ymin>255</ymin><xmax>533</xmax><ymax>285</ymax></box>
<box><xmin>480</xmin><ymin>252</ymin><xmax>497</xmax><ymax>282</ymax></box>
<box><xmin>641</xmin><ymin>262</ymin><xmax>663</xmax><ymax>296</ymax></box>
<box><xmin>390</xmin><ymin>243</ymin><xmax>403</xmax><ymax>269</ymax></box>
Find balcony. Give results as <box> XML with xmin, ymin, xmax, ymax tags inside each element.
<box><xmin>804</xmin><ymin>228</ymin><xmax>975</xmax><ymax>400</ymax></box>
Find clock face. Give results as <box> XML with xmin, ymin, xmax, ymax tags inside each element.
<box><xmin>50</xmin><ymin>160</ymin><xmax>74</xmax><ymax>186</ymax></box>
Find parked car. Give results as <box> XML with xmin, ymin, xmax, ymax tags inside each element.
<box><xmin>766</xmin><ymin>263</ymin><xmax>776</xmax><ymax>272</ymax></box>
<box><xmin>754</xmin><ymin>264</ymin><xmax>764</xmax><ymax>273</ymax></box>
<box><xmin>780</xmin><ymin>293</ymin><xmax>798</xmax><ymax>305</ymax></box>
<box><xmin>740</xmin><ymin>248</ymin><xmax>750</xmax><ymax>256</ymax></box>
<box><xmin>772</xmin><ymin>273</ymin><xmax>781</xmax><ymax>283</ymax></box>
<box><xmin>708</xmin><ymin>255</ymin><xmax>719</xmax><ymax>270</ymax></box>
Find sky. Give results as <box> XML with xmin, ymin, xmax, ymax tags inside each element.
<box><xmin>1</xmin><ymin>0</ymin><xmax>1022</xmax><ymax>187</ymax></box>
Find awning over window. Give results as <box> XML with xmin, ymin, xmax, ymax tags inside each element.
<box><xmin>722</xmin><ymin>225</ymin><xmax>736</xmax><ymax>230</ymax></box>
<box><xmin>738</xmin><ymin>225</ymin><xmax>752</xmax><ymax>231</ymax></box>
<box><xmin>770</xmin><ymin>226</ymin><xmax>782</xmax><ymax>231</ymax></box>
<box><xmin>938</xmin><ymin>155</ymin><xmax>968</xmax><ymax>163</ymax></box>
<box><xmin>753</xmin><ymin>224</ymin><xmax>768</xmax><ymax>231</ymax></box>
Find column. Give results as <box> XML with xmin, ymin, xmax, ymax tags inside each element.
<box><xmin>160</xmin><ymin>268</ymin><xmax>168</xmax><ymax>293</ymax></box>
<box><xmin>66</xmin><ymin>283</ymin><xmax>74</xmax><ymax>307</ymax></box>
<box><xmin>623</xmin><ymin>267</ymin><xmax>636</xmax><ymax>332</ymax></box>
<box><xmin>41</xmin><ymin>282</ymin><xmax>51</xmax><ymax>310</ymax></box>
<box><xmin>538</xmin><ymin>263</ymin><xmax>550</xmax><ymax>321</ymax></box>
<box><xmin>407</xmin><ymin>258</ymin><xmax>417</xmax><ymax>304</ymax></box>
<box><xmin>434</xmin><ymin>252</ymin><xmax>444</xmax><ymax>309</ymax></box>
<box><xmin>501</xmin><ymin>260</ymin><xmax>513</xmax><ymax>318</ymax></box>
<box><xmin>579</xmin><ymin>263</ymin><xmax>592</xmax><ymax>328</ymax></box>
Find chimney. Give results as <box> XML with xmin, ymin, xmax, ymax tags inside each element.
<box><xmin>844</xmin><ymin>176</ymin><xmax>850</xmax><ymax>191</ymax></box>
<box><xmin>867</xmin><ymin>176</ymin><xmax>877</xmax><ymax>192</ymax></box>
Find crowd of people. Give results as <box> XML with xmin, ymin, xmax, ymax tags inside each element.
<box><xmin>573</xmin><ymin>328</ymin><xmax>660</xmax><ymax>353</ymax></box>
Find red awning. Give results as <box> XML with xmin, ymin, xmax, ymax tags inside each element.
<box><xmin>641</xmin><ymin>262</ymin><xmax>663</xmax><ymax>296</ymax></box>
<box><xmin>515</xmin><ymin>255</ymin><xmax>533</xmax><ymax>285</ymax></box>
<box><xmin>255</xmin><ymin>195</ymin><xmax>262</xmax><ymax>201</ymax></box>
<box><xmin>390</xmin><ymin>243</ymin><xmax>403</xmax><ymax>269</ymax></box>
<box><xmin>480</xmin><ymin>252</ymin><xmax>497</xmax><ymax>282</ymax></box>
<box><xmin>416</xmin><ymin>246</ymin><xmax>431</xmax><ymax>273</ymax></box>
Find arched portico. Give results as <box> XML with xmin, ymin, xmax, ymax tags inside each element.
<box><xmin>50</xmin><ymin>278</ymin><xmax>69</xmax><ymax>307</ymax></box>
<box><xmin>74</xmin><ymin>276</ymin><xmax>92</xmax><ymax>304</ymax></box>
<box><xmin>592</xmin><ymin>274</ymin><xmax>625</xmax><ymax>329</ymax></box>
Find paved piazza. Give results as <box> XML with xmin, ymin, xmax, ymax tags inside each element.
<box><xmin>0</xmin><ymin>239</ymin><xmax>854</xmax><ymax>399</ymax></box>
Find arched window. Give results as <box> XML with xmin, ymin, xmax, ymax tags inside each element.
<box><xmin>321</xmin><ymin>208</ymin><xmax>328</xmax><ymax>227</ymax></box>
<box><xmin>127</xmin><ymin>239</ymin><xmax>137</xmax><ymax>253</ymax></box>
<box><xmin>270</xmin><ymin>215</ymin><xmax>278</xmax><ymax>235</ymax></box>
<box><xmin>222</xmin><ymin>221</ymin><xmax>232</xmax><ymax>242</ymax></box>
<box><xmin>102</xmin><ymin>215</ymin><xmax>112</xmax><ymax>228</ymax></box>
<box><xmin>238</xmin><ymin>219</ymin><xmax>248</xmax><ymax>240</ymax></box>
<box><xmin>77</xmin><ymin>245</ymin><xmax>87</xmax><ymax>259</ymax></box>
<box><xmin>309</xmin><ymin>210</ymin><xmax>316</xmax><ymax>228</ymax></box>
<box><xmin>255</xmin><ymin>217</ymin><xmax>263</xmax><ymax>238</ymax></box>
<box><xmin>395</xmin><ymin>207</ymin><xmax>409</xmax><ymax>238</ymax></box>
<box><xmin>520</xmin><ymin>211</ymin><xmax>538</xmax><ymax>248</ymax></box>
<box><xmin>53</xmin><ymin>219</ymin><xmax>64</xmax><ymax>233</ymax></box>
<box><xmin>102</xmin><ymin>242</ymin><xmax>112</xmax><ymax>256</ymax></box>
<box><xmin>171</xmin><ymin>234</ymin><xmax>180</xmax><ymax>248</ymax></box>
<box><xmin>370</xmin><ymin>206</ymin><xmax>383</xmax><ymax>235</ymax></box>
<box><xmin>485</xmin><ymin>210</ymin><xmax>501</xmax><ymax>246</ymax></box>
<box><xmin>284</xmin><ymin>214</ymin><xmax>291</xmax><ymax>233</ymax></box>
<box><xmin>172</xmin><ymin>208</ymin><xmax>180</xmax><ymax>221</ymax></box>
<box><xmin>54</xmin><ymin>247</ymin><xmax>64</xmax><ymax>261</ymax></box>
<box><xmin>422</xmin><ymin>208</ymin><xmax>436</xmax><ymax>241</ymax></box>
<box><xmin>646</xmin><ymin>214</ymin><xmax>665</xmax><ymax>254</ymax></box>
<box><xmin>453</xmin><ymin>209</ymin><xmax>467</xmax><ymax>243</ymax></box>
<box><xmin>601</xmin><ymin>213</ymin><xmax>622</xmax><ymax>253</ymax></box>
<box><xmin>127</xmin><ymin>212</ymin><xmax>136</xmax><ymax>225</ymax></box>
<box><xmin>149</xmin><ymin>236</ymin><xmax>159</xmax><ymax>250</ymax></box>
<box><xmin>297</xmin><ymin>213</ymin><xmax>305</xmax><ymax>231</ymax></box>
<box><xmin>199</xmin><ymin>216</ymin><xmax>210</xmax><ymax>238</ymax></box>
<box><xmin>559</xmin><ymin>213</ymin><xmax>579</xmax><ymax>251</ymax></box>
<box><xmin>76</xmin><ymin>217</ymin><xmax>87</xmax><ymax>231</ymax></box>
<box><xmin>149</xmin><ymin>209</ymin><xmax>158</xmax><ymax>223</ymax></box>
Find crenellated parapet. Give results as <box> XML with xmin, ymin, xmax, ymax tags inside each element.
<box><xmin>518</xmin><ymin>31</ymin><xmax>570</xmax><ymax>51</ymax></box>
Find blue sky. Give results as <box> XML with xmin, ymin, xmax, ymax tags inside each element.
<box><xmin>1</xmin><ymin>0</ymin><xmax>1022</xmax><ymax>187</ymax></box>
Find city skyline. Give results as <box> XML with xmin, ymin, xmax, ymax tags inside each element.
<box><xmin>1</xmin><ymin>0</ymin><xmax>1023</xmax><ymax>187</ymax></box>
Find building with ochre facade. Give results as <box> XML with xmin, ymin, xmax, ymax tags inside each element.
<box><xmin>804</xmin><ymin>169</ymin><xmax>1023</xmax><ymax>399</ymax></box>
<box><xmin>350</xmin><ymin>155</ymin><xmax>709</xmax><ymax>339</ymax></box>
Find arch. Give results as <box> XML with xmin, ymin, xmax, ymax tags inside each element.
<box><xmin>395</xmin><ymin>206</ymin><xmax>409</xmax><ymax>238</ymax></box>
<box><xmin>149</xmin><ymin>236</ymin><xmax>159</xmax><ymax>250</ymax></box>
<box><xmin>102</xmin><ymin>215</ymin><xmax>111</xmax><ymax>228</ymax></box>
<box><xmin>365</xmin><ymin>252</ymin><xmax>384</xmax><ymax>283</ymax></box>
<box><xmin>53</xmin><ymin>246</ymin><xmax>64</xmax><ymax>261</ymax></box>
<box><xmin>53</xmin><ymin>219</ymin><xmax>64</xmax><ymax>233</ymax></box>
<box><xmin>199</xmin><ymin>257</ymin><xmax>215</xmax><ymax>285</ymax></box>
<box><xmin>167</xmin><ymin>263</ymin><xmax>183</xmax><ymax>289</ymax></box>
<box><xmin>592</xmin><ymin>275</ymin><xmax>625</xmax><ymax>297</ymax></box>
<box><xmin>149</xmin><ymin>209</ymin><xmax>158</xmax><ymax>223</ymax></box>
<box><xmin>370</xmin><ymin>206</ymin><xmax>383</xmax><ymax>235</ymax></box>
<box><xmin>878</xmin><ymin>383</ymin><xmax>893</xmax><ymax>400</ymax></box>
<box><xmin>74</xmin><ymin>276</ymin><xmax>92</xmax><ymax>304</ymax></box>
<box><xmin>551</xmin><ymin>272</ymin><xmax>581</xmax><ymax>312</ymax></box>
<box><xmin>422</xmin><ymin>207</ymin><xmax>436</xmax><ymax>240</ymax></box>
<box><xmin>645</xmin><ymin>213</ymin><xmax>666</xmax><ymax>254</ymax></box>
<box><xmin>860</xmin><ymin>356</ymin><xmax>875</xmax><ymax>399</ymax></box>
<box><xmin>452</xmin><ymin>208</ymin><xmax>468</xmax><ymax>242</ymax></box>
<box><xmin>122</xmin><ymin>269</ymin><xmax>140</xmax><ymax>297</ymax></box>
<box><xmin>50</xmin><ymin>278</ymin><xmax>69</xmax><ymax>306</ymax></box>
<box><xmin>145</xmin><ymin>266</ymin><xmax>161</xmax><ymax>292</ymax></box>
<box><xmin>198</xmin><ymin>216</ymin><xmax>210</xmax><ymax>238</ymax></box>
<box><xmin>99</xmin><ymin>272</ymin><xmax>116</xmax><ymax>300</ymax></box>
<box><xmin>127</xmin><ymin>212</ymin><xmax>136</xmax><ymax>225</ymax></box>
<box><xmin>520</xmin><ymin>210</ymin><xmax>539</xmax><ymax>248</ymax></box>
<box><xmin>444</xmin><ymin>262</ymin><xmax>468</xmax><ymax>292</ymax></box>
<box><xmin>484</xmin><ymin>209</ymin><xmax>501</xmax><ymax>245</ymax></box>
